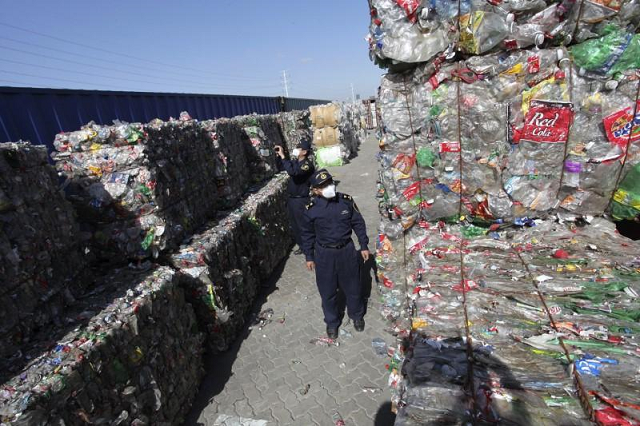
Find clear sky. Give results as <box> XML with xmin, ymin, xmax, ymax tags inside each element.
<box><xmin>0</xmin><ymin>1</ymin><xmax>383</xmax><ymax>101</ymax></box>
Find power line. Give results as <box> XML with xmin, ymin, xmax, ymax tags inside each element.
<box><xmin>0</xmin><ymin>35</ymin><xmax>280</xmax><ymax>83</ymax></box>
<box><xmin>0</xmin><ymin>52</ymin><xmax>283</xmax><ymax>91</ymax></box>
<box><xmin>286</xmin><ymin>78</ymin><xmax>335</xmax><ymax>93</ymax></box>
<box><xmin>0</xmin><ymin>69</ymin><xmax>283</xmax><ymax>95</ymax></box>
<box><xmin>0</xmin><ymin>55</ymin><xmax>202</xmax><ymax>89</ymax></box>
<box><xmin>0</xmin><ymin>69</ymin><xmax>137</xmax><ymax>90</ymax></box>
<box><xmin>0</xmin><ymin>38</ymin><xmax>280</xmax><ymax>86</ymax></box>
<box><xmin>286</xmin><ymin>82</ymin><xmax>329</xmax><ymax>98</ymax></box>
<box><xmin>0</xmin><ymin>21</ymin><xmax>278</xmax><ymax>82</ymax></box>
<box><xmin>0</xmin><ymin>77</ymin><xmax>40</xmax><ymax>86</ymax></box>
<box><xmin>0</xmin><ymin>57</ymin><xmax>279</xmax><ymax>91</ymax></box>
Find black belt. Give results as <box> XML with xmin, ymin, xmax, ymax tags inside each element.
<box><xmin>317</xmin><ymin>240</ymin><xmax>352</xmax><ymax>249</ymax></box>
<box><xmin>289</xmin><ymin>195</ymin><xmax>309</xmax><ymax>199</ymax></box>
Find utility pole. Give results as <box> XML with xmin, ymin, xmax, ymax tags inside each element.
<box><xmin>350</xmin><ymin>83</ymin><xmax>356</xmax><ymax>103</ymax></box>
<box><xmin>282</xmin><ymin>70</ymin><xmax>289</xmax><ymax>98</ymax></box>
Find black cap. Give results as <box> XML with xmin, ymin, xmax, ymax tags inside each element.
<box><xmin>299</xmin><ymin>139</ymin><xmax>312</xmax><ymax>151</ymax></box>
<box><xmin>310</xmin><ymin>169</ymin><xmax>333</xmax><ymax>188</ymax></box>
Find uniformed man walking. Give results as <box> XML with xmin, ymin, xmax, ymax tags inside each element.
<box><xmin>300</xmin><ymin>169</ymin><xmax>370</xmax><ymax>339</ymax></box>
<box><xmin>275</xmin><ymin>140</ymin><xmax>315</xmax><ymax>255</ymax></box>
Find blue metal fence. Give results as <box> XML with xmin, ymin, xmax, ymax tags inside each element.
<box><xmin>283</xmin><ymin>97</ymin><xmax>329</xmax><ymax>113</ymax></box>
<box><xmin>0</xmin><ymin>87</ymin><xmax>328</xmax><ymax>151</ymax></box>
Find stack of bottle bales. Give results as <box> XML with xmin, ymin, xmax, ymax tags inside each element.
<box><xmin>366</xmin><ymin>0</ymin><xmax>640</xmax><ymax>423</ymax></box>
<box><xmin>310</xmin><ymin>103</ymin><xmax>352</xmax><ymax>167</ymax></box>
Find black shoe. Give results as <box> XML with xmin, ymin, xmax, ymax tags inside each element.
<box><xmin>293</xmin><ymin>248</ymin><xmax>303</xmax><ymax>255</ymax></box>
<box><xmin>354</xmin><ymin>319</ymin><xmax>365</xmax><ymax>332</ymax></box>
<box><xmin>326</xmin><ymin>326</ymin><xmax>338</xmax><ymax>339</ymax></box>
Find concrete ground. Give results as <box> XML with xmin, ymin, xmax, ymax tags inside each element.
<box><xmin>184</xmin><ymin>133</ymin><xmax>397</xmax><ymax>426</ymax></box>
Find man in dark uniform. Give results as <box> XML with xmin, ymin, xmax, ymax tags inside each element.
<box><xmin>275</xmin><ymin>140</ymin><xmax>315</xmax><ymax>255</ymax></box>
<box><xmin>300</xmin><ymin>169</ymin><xmax>370</xmax><ymax>339</ymax></box>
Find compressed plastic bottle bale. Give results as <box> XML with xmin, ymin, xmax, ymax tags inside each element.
<box><xmin>367</xmin><ymin>0</ymin><xmax>450</xmax><ymax>67</ymax></box>
<box><xmin>377</xmin><ymin>45</ymin><xmax>640</xmax><ymax>222</ymax></box>
<box><xmin>368</xmin><ymin>4</ymin><xmax>640</xmax><ymax>422</ymax></box>
<box><xmin>366</xmin><ymin>0</ymin><xmax>640</xmax><ymax>69</ymax></box>
<box><xmin>309</xmin><ymin>104</ymin><xmax>340</xmax><ymax>128</ymax></box>
<box><xmin>52</xmin><ymin>115</ymin><xmax>224</xmax><ymax>262</ymax></box>
<box><xmin>168</xmin><ymin>174</ymin><xmax>292</xmax><ymax>353</ymax></box>
<box><xmin>313</xmin><ymin>127</ymin><xmax>341</xmax><ymax>147</ymax></box>
<box><xmin>0</xmin><ymin>141</ymin><xmax>89</xmax><ymax>361</ymax></box>
<box><xmin>558</xmin><ymin>75</ymin><xmax>639</xmax><ymax>216</ymax></box>
<box><xmin>337</xmin><ymin>102</ymin><xmax>366</xmax><ymax>158</ymax></box>
<box><xmin>511</xmin><ymin>220</ymin><xmax>640</xmax><ymax>425</ymax></box>
<box><xmin>201</xmin><ymin>118</ymin><xmax>252</xmax><ymax>208</ymax></box>
<box><xmin>315</xmin><ymin>145</ymin><xmax>345</xmax><ymax>168</ymax></box>
<box><xmin>277</xmin><ymin>110</ymin><xmax>313</xmax><ymax>151</ymax></box>
<box><xmin>0</xmin><ymin>265</ymin><xmax>204</xmax><ymax>425</ymax></box>
<box><xmin>237</xmin><ymin>114</ymin><xmax>289</xmax><ymax>182</ymax></box>
<box><xmin>386</xmin><ymin>219</ymin><xmax>640</xmax><ymax>424</ymax></box>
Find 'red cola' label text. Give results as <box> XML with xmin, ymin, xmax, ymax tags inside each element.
<box><xmin>521</xmin><ymin>100</ymin><xmax>574</xmax><ymax>144</ymax></box>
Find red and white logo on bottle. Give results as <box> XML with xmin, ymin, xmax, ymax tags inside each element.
<box><xmin>527</xmin><ymin>56</ymin><xmax>540</xmax><ymax>74</ymax></box>
<box><xmin>396</xmin><ymin>0</ymin><xmax>421</xmax><ymax>22</ymax></box>
<box><xmin>521</xmin><ymin>100</ymin><xmax>574</xmax><ymax>143</ymax></box>
<box><xmin>439</xmin><ymin>141</ymin><xmax>461</xmax><ymax>153</ymax></box>
<box><xmin>603</xmin><ymin>100</ymin><xmax>640</xmax><ymax>149</ymax></box>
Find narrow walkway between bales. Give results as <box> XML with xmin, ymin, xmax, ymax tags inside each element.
<box><xmin>185</xmin><ymin>134</ymin><xmax>395</xmax><ymax>425</ymax></box>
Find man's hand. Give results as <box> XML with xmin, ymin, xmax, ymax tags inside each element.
<box><xmin>306</xmin><ymin>261</ymin><xmax>315</xmax><ymax>271</ymax></box>
<box><xmin>361</xmin><ymin>250</ymin><xmax>370</xmax><ymax>262</ymax></box>
<box><xmin>274</xmin><ymin>145</ymin><xmax>285</xmax><ymax>159</ymax></box>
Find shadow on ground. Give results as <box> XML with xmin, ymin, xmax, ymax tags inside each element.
<box><xmin>183</xmin><ymin>255</ymin><xmax>288</xmax><ymax>425</ymax></box>
<box><xmin>374</xmin><ymin>401</ymin><xmax>397</xmax><ymax>426</ymax></box>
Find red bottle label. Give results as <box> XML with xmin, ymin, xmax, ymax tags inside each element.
<box><xmin>402</xmin><ymin>181</ymin><xmax>421</xmax><ymax>200</ymax></box>
<box><xmin>439</xmin><ymin>141</ymin><xmax>461</xmax><ymax>152</ymax></box>
<box><xmin>395</xmin><ymin>0</ymin><xmax>421</xmax><ymax>22</ymax></box>
<box><xmin>527</xmin><ymin>56</ymin><xmax>540</xmax><ymax>74</ymax></box>
<box><xmin>521</xmin><ymin>100</ymin><xmax>573</xmax><ymax>143</ymax></box>
<box><xmin>603</xmin><ymin>100</ymin><xmax>640</xmax><ymax>149</ymax></box>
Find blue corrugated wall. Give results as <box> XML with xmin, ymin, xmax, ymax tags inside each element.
<box><xmin>0</xmin><ymin>87</ymin><xmax>327</xmax><ymax>151</ymax></box>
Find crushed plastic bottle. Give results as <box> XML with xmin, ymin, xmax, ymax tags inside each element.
<box><xmin>367</xmin><ymin>0</ymin><xmax>640</xmax><ymax>68</ymax></box>
<box><xmin>310</xmin><ymin>337</ymin><xmax>340</xmax><ymax>347</ymax></box>
<box><xmin>372</xmin><ymin>337</ymin><xmax>389</xmax><ymax>356</ymax></box>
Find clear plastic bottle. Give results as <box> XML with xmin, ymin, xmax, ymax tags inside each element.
<box><xmin>563</xmin><ymin>160</ymin><xmax>582</xmax><ymax>188</ymax></box>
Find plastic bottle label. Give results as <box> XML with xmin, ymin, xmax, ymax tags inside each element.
<box><xmin>527</xmin><ymin>56</ymin><xmax>540</xmax><ymax>74</ymax></box>
<box><xmin>587</xmin><ymin>0</ymin><xmax>623</xmax><ymax>12</ymax></box>
<box><xmin>603</xmin><ymin>100</ymin><xmax>640</xmax><ymax>149</ymax></box>
<box><xmin>396</xmin><ymin>0</ymin><xmax>421</xmax><ymax>23</ymax></box>
<box><xmin>439</xmin><ymin>141</ymin><xmax>461</xmax><ymax>152</ymax></box>
<box><xmin>402</xmin><ymin>181</ymin><xmax>421</xmax><ymax>201</ymax></box>
<box><xmin>459</xmin><ymin>12</ymin><xmax>485</xmax><ymax>54</ymax></box>
<box><xmin>521</xmin><ymin>100</ymin><xmax>573</xmax><ymax>143</ymax></box>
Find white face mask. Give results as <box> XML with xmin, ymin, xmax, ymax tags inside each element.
<box><xmin>321</xmin><ymin>184</ymin><xmax>336</xmax><ymax>199</ymax></box>
<box><xmin>292</xmin><ymin>148</ymin><xmax>301</xmax><ymax>158</ymax></box>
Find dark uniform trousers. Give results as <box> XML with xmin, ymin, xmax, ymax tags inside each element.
<box><xmin>300</xmin><ymin>193</ymin><xmax>369</xmax><ymax>329</ymax></box>
<box><xmin>276</xmin><ymin>156</ymin><xmax>314</xmax><ymax>248</ymax></box>
<box><xmin>287</xmin><ymin>197</ymin><xmax>309</xmax><ymax>248</ymax></box>
<box><xmin>314</xmin><ymin>240</ymin><xmax>363</xmax><ymax>328</ymax></box>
